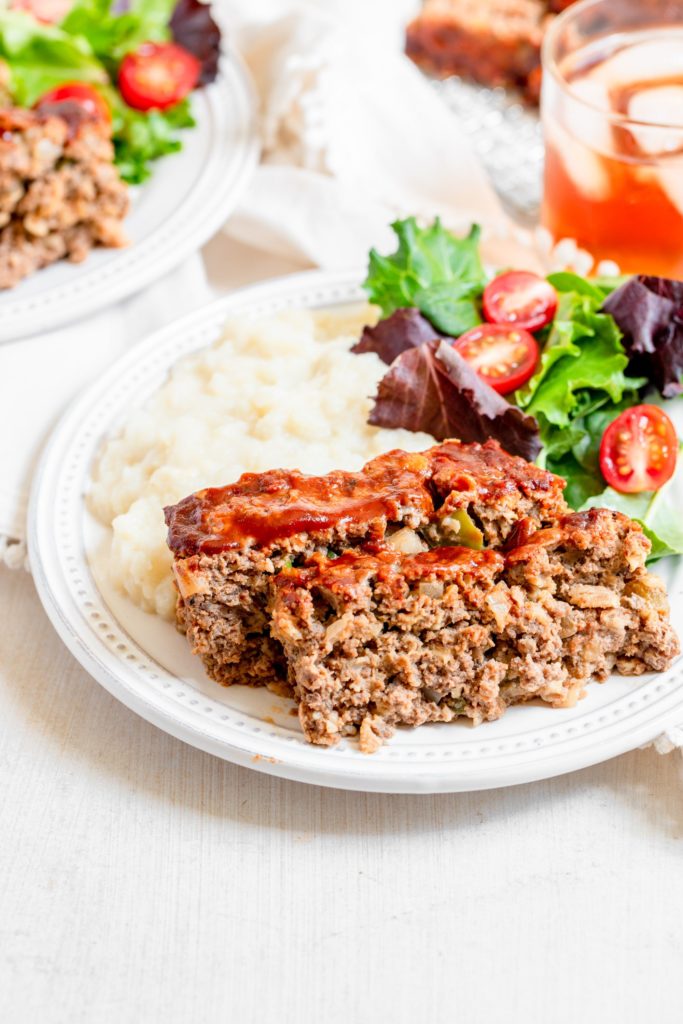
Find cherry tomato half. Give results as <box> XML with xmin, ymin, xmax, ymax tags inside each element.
<box><xmin>483</xmin><ymin>271</ymin><xmax>558</xmax><ymax>332</ymax></box>
<box><xmin>118</xmin><ymin>42</ymin><xmax>200</xmax><ymax>112</ymax></box>
<box><xmin>453</xmin><ymin>323</ymin><xmax>539</xmax><ymax>395</ymax></box>
<box><xmin>35</xmin><ymin>82</ymin><xmax>111</xmax><ymax>123</ymax></box>
<box><xmin>599</xmin><ymin>405</ymin><xmax>678</xmax><ymax>494</ymax></box>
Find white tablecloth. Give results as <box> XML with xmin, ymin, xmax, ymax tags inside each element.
<box><xmin>1</xmin><ymin>237</ymin><xmax>681</xmax><ymax>1024</ymax></box>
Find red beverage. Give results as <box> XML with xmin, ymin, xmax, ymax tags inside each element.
<box><xmin>541</xmin><ymin>1</ymin><xmax>683</xmax><ymax>276</ymax></box>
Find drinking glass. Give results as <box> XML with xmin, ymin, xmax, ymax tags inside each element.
<box><xmin>541</xmin><ymin>0</ymin><xmax>683</xmax><ymax>276</ymax></box>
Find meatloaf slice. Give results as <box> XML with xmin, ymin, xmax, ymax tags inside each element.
<box><xmin>270</xmin><ymin>509</ymin><xmax>678</xmax><ymax>751</ymax></box>
<box><xmin>0</xmin><ymin>105</ymin><xmax>128</xmax><ymax>289</ymax></box>
<box><xmin>165</xmin><ymin>448</ymin><xmax>435</xmax><ymax>689</ymax></box>
<box><xmin>406</xmin><ymin>0</ymin><xmax>550</xmax><ymax>101</ymax></box>
<box><xmin>164</xmin><ymin>440</ymin><xmax>566</xmax><ymax>689</ymax></box>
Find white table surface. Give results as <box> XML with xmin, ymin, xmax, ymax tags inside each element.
<box><xmin>2</xmin><ymin>237</ymin><xmax>683</xmax><ymax>1024</ymax></box>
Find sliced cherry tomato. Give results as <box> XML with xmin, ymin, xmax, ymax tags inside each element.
<box><xmin>118</xmin><ymin>42</ymin><xmax>200</xmax><ymax>112</ymax></box>
<box><xmin>599</xmin><ymin>405</ymin><xmax>678</xmax><ymax>494</ymax></box>
<box><xmin>483</xmin><ymin>271</ymin><xmax>558</xmax><ymax>332</ymax></box>
<box><xmin>453</xmin><ymin>323</ymin><xmax>539</xmax><ymax>395</ymax></box>
<box><xmin>35</xmin><ymin>82</ymin><xmax>111</xmax><ymax>123</ymax></box>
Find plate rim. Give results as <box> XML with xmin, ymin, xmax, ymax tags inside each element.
<box><xmin>0</xmin><ymin>51</ymin><xmax>260</xmax><ymax>344</ymax></box>
<box><xmin>27</xmin><ymin>269</ymin><xmax>683</xmax><ymax>793</ymax></box>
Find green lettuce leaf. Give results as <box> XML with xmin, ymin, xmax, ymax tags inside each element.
<box><xmin>61</xmin><ymin>0</ymin><xmax>174</xmax><ymax>71</ymax></box>
<box><xmin>363</xmin><ymin>219</ymin><xmax>487</xmax><ymax>335</ymax></box>
<box><xmin>581</xmin><ymin>452</ymin><xmax>683</xmax><ymax>560</ymax></box>
<box><xmin>544</xmin><ymin>271</ymin><xmax>606</xmax><ymax>302</ymax></box>
<box><xmin>513</xmin><ymin>273</ymin><xmax>648</xmax><ymax>510</ymax></box>
<box><xmin>517</xmin><ymin>288</ymin><xmax>644</xmax><ymax>426</ymax></box>
<box><xmin>0</xmin><ymin>10</ymin><xmax>107</xmax><ymax>104</ymax></box>
<box><xmin>544</xmin><ymin>271</ymin><xmax>626</xmax><ymax>302</ymax></box>
<box><xmin>542</xmin><ymin>452</ymin><xmax>602</xmax><ymax>511</ymax></box>
<box><xmin>110</xmin><ymin>92</ymin><xmax>195</xmax><ymax>184</ymax></box>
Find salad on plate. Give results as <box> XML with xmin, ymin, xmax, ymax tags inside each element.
<box><xmin>356</xmin><ymin>217</ymin><xmax>683</xmax><ymax>562</ymax></box>
<box><xmin>0</xmin><ymin>0</ymin><xmax>221</xmax><ymax>183</ymax></box>
<box><xmin>0</xmin><ymin>0</ymin><xmax>222</xmax><ymax>288</ymax></box>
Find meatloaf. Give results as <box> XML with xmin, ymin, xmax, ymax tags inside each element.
<box><xmin>0</xmin><ymin>105</ymin><xmax>129</xmax><ymax>289</ymax></box>
<box><xmin>271</xmin><ymin>510</ymin><xmax>679</xmax><ymax>751</ymax></box>
<box><xmin>405</xmin><ymin>0</ymin><xmax>579</xmax><ymax>102</ymax></box>
<box><xmin>164</xmin><ymin>440</ymin><xmax>567</xmax><ymax>690</ymax></box>
<box><xmin>165</xmin><ymin>443</ymin><xmax>679</xmax><ymax>751</ymax></box>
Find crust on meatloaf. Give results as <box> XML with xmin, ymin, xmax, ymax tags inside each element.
<box><xmin>165</xmin><ymin>440</ymin><xmax>568</xmax><ymax>688</ymax></box>
<box><xmin>270</xmin><ymin>509</ymin><xmax>679</xmax><ymax>751</ymax></box>
<box><xmin>166</xmin><ymin>439</ymin><xmax>567</xmax><ymax>557</ymax></box>
<box><xmin>0</xmin><ymin>105</ymin><xmax>129</xmax><ymax>289</ymax></box>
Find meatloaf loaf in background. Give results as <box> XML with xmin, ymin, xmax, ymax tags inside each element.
<box><xmin>405</xmin><ymin>0</ymin><xmax>579</xmax><ymax>102</ymax></box>
<box><xmin>0</xmin><ymin>105</ymin><xmax>129</xmax><ymax>289</ymax></box>
<box><xmin>272</xmin><ymin>510</ymin><xmax>678</xmax><ymax>751</ymax></box>
<box><xmin>164</xmin><ymin>440</ymin><xmax>567</xmax><ymax>691</ymax></box>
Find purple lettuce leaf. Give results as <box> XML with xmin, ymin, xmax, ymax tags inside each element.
<box><xmin>602</xmin><ymin>275</ymin><xmax>683</xmax><ymax>398</ymax></box>
<box><xmin>368</xmin><ymin>339</ymin><xmax>541</xmax><ymax>461</ymax></box>
<box><xmin>170</xmin><ymin>0</ymin><xmax>221</xmax><ymax>85</ymax></box>
<box><xmin>351</xmin><ymin>308</ymin><xmax>443</xmax><ymax>365</ymax></box>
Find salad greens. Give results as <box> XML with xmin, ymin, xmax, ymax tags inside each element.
<box><xmin>603</xmin><ymin>275</ymin><xmax>683</xmax><ymax>399</ymax></box>
<box><xmin>0</xmin><ymin>9</ymin><xmax>109</xmax><ymax>103</ymax></box>
<box><xmin>368</xmin><ymin>337</ymin><xmax>541</xmax><ymax>462</ymax></box>
<box><xmin>0</xmin><ymin>0</ymin><xmax>218</xmax><ymax>183</ymax></box>
<box><xmin>110</xmin><ymin>94</ymin><xmax>194</xmax><ymax>184</ymax></box>
<box><xmin>170</xmin><ymin>0</ymin><xmax>220</xmax><ymax>86</ymax></box>
<box><xmin>517</xmin><ymin>274</ymin><xmax>647</xmax><ymax>508</ymax></box>
<box><xmin>360</xmin><ymin>218</ymin><xmax>683</xmax><ymax>562</ymax></box>
<box><xmin>352</xmin><ymin>307</ymin><xmax>443</xmax><ymax>364</ymax></box>
<box><xmin>364</xmin><ymin>218</ymin><xmax>486</xmax><ymax>336</ymax></box>
<box><xmin>61</xmin><ymin>0</ymin><xmax>175</xmax><ymax>69</ymax></box>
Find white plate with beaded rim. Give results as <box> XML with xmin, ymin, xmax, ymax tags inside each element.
<box><xmin>0</xmin><ymin>52</ymin><xmax>259</xmax><ymax>343</ymax></box>
<box><xmin>28</xmin><ymin>270</ymin><xmax>683</xmax><ymax>793</ymax></box>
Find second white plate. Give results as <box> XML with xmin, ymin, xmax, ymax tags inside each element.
<box><xmin>0</xmin><ymin>53</ymin><xmax>259</xmax><ymax>343</ymax></box>
<box><xmin>28</xmin><ymin>271</ymin><xmax>683</xmax><ymax>792</ymax></box>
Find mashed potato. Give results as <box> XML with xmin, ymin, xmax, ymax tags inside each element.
<box><xmin>89</xmin><ymin>305</ymin><xmax>434</xmax><ymax>618</ymax></box>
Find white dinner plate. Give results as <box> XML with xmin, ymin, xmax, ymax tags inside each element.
<box><xmin>28</xmin><ymin>270</ymin><xmax>683</xmax><ymax>793</ymax></box>
<box><xmin>0</xmin><ymin>53</ymin><xmax>259</xmax><ymax>343</ymax></box>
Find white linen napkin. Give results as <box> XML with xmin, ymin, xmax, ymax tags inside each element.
<box><xmin>219</xmin><ymin>0</ymin><xmax>608</xmax><ymax>275</ymax></box>
<box><xmin>220</xmin><ymin>0</ymin><xmax>512</xmax><ymax>269</ymax></box>
<box><xmin>0</xmin><ymin>257</ymin><xmax>211</xmax><ymax>567</ymax></box>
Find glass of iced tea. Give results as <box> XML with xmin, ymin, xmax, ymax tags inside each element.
<box><xmin>541</xmin><ymin>0</ymin><xmax>683</xmax><ymax>276</ymax></box>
